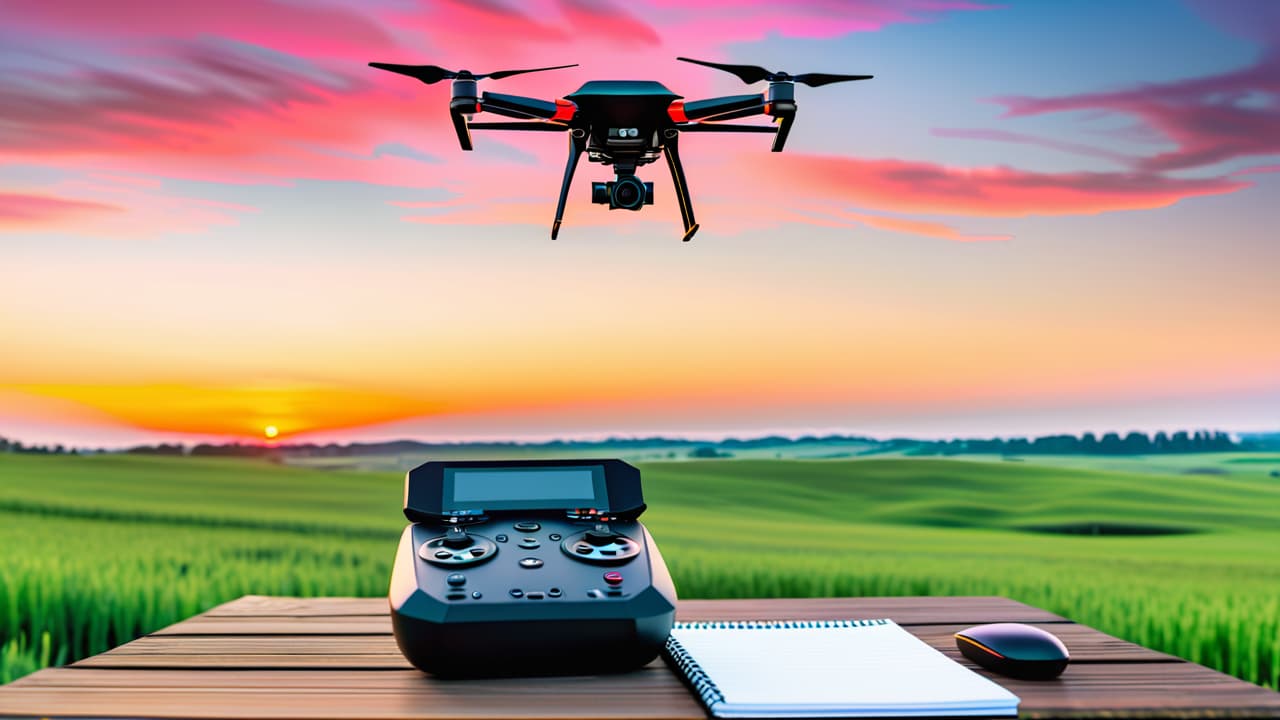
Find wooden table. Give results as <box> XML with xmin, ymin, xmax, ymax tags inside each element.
<box><xmin>1</xmin><ymin>595</ymin><xmax>1278</xmax><ymax>719</ymax></box>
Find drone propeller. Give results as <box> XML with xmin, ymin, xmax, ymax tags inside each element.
<box><xmin>368</xmin><ymin>62</ymin><xmax>578</xmax><ymax>84</ymax></box>
<box><xmin>676</xmin><ymin>57</ymin><xmax>872</xmax><ymax>86</ymax></box>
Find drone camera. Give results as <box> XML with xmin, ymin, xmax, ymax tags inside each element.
<box><xmin>592</xmin><ymin>177</ymin><xmax>653</xmax><ymax>211</ymax></box>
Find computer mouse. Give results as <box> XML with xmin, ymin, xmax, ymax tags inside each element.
<box><xmin>954</xmin><ymin>623</ymin><xmax>1069</xmax><ymax>680</ymax></box>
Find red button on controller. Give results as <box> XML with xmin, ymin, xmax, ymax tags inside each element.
<box><xmin>603</xmin><ymin>571</ymin><xmax>623</xmax><ymax>586</ymax></box>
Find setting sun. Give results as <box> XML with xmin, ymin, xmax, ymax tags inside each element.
<box><xmin>264</xmin><ymin>425</ymin><xmax>279</xmax><ymax>440</ymax></box>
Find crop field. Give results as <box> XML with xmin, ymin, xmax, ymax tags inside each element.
<box><xmin>1</xmin><ymin>452</ymin><xmax>1278</xmax><ymax>688</ymax></box>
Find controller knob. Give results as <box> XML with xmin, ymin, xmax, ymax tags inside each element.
<box><xmin>441</xmin><ymin>529</ymin><xmax>475</xmax><ymax>549</ymax></box>
<box><xmin>584</xmin><ymin>530</ymin><xmax>617</xmax><ymax>546</ymax></box>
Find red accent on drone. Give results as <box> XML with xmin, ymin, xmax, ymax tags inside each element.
<box><xmin>551</xmin><ymin>98</ymin><xmax>577</xmax><ymax>122</ymax></box>
<box><xmin>667</xmin><ymin>100</ymin><xmax>688</xmax><ymax>124</ymax></box>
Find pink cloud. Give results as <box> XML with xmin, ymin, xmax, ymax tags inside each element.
<box><xmin>732</xmin><ymin>154</ymin><xmax>1248</xmax><ymax>218</ymax></box>
<box><xmin>0</xmin><ymin>38</ymin><xmax>364</xmax><ymax>156</ymax></box>
<box><xmin>643</xmin><ymin>0</ymin><xmax>998</xmax><ymax>40</ymax></box>
<box><xmin>1230</xmin><ymin>164</ymin><xmax>1280</xmax><ymax>176</ymax></box>
<box><xmin>929</xmin><ymin>2</ymin><xmax>1279</xmax><ymax>188</ymax></box>
<box><xmin>558</xmin><ymin>0</ymin><xmax>662</xmax><ymax>48</ymax></box>
<box><xmin>0</xmin><ymin>181</ymin><xmax>255</xmax><ymax>238</ymax></box>
<box><xmin>0</xmin><ymin>0</ymin><xmax>394</xmax><ymax>56</ymax></box>
<box><xmin>0</xmin><ymin>193</ymin><xmax>121</xmax><ymax>229</ymax></box>
<box><xmin>988</xmin><ymin>50</ymin><xmax>1280</xmax><ymax>173</ymax></box>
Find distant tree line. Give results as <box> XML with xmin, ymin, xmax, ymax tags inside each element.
<box><xmin>0</xmin><ymin>437</ymin><xmax>78</xmax><ymax>455</ymax></box>
<box><xmin>1239</xmin><ymin>432</ymin><xmax>1280</xmax><ymax>451</ymax></box>
<box><xmin>123</xmin><ymin>443</ymin><xmax>186</xmax><ymax>456</ymax></box>
<box><xmin>905</xmin><ymin>430</ymin><xmax>1240</xmax><ymax>456</ymax></box>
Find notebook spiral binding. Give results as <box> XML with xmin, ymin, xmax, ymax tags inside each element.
<box><xmin>664</xmin><ymin>634</ymin><xmax>726</xmax><ymax>712</ymax></box>
<box><xmin>663</xmin><ymin>619</ymin><xmax>891</xmax><ymax>713</ymax></box>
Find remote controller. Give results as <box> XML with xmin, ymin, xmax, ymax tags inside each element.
<box><xmin>389</xmin><ymin>459</ymin><xmax>678</xmax><ymax>677</ymax></box>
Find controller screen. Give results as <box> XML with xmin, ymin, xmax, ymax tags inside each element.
<box><xmin>443</xmin><ymin>465</ymin><xmax>607</xmax><ymax>511</ymax></box>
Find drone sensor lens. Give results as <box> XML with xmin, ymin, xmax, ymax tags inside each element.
<box><xmin>594</xmin><ymin>177</ymin><xmax>652</xmax><ymax>210</ymax></box>
<box><xmin>613</xmin><ymin>180</ymin><xmax>641</xmax><ymax>209</ymax></box>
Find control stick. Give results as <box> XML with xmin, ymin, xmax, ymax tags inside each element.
<box><xmin>441</xmin><ymin>526</ymin><xmax>474</xmax><ymax>549</ymax></box>
<box><xmin>585</xmin><ymin>523</ymin><xmax>618</xmax><ymax>546</ymax></box>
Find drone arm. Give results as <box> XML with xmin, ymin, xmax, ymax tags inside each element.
<box><xmin>696</xmin><ymin>104</ymin><xmax>770</xmax><ymax>122</ymax></box>
<box><xmin>674</xmin><ymin>86</ymin><xmax>799</xmax><ymax>150</ymax></box>
<box><xmin>675</xmin><ymin>124</ymin><xmax>777</xmax><ymax>134</ymax></box>
<box><xmin>663</xmin><ymin>131</ymin><xmax>699</xmax><ymax>242</ymax></box>
<box><xmin>480</xmin><ymin>91</ymin><xmax>576</xmax><ymax>121</ymax></box>
<box><xmin>468</xmin><ymin>122</ymin><xmax>569</xmax><ymax>131</ymax></box>
<box><xmin>677</xmin><ymin>94</ymin><xmax>766</xmax><ymax>121</ymax></box>
<box><xmin>446</xmin><ymin>94</ymin><xmax>575</xmax><ymax>150</ymax></box>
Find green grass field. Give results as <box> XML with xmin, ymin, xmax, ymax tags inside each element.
<box><xmin>1</xmin><ymin>452</ymin><xmax>1278</xmax><ymax>688</ymax></box>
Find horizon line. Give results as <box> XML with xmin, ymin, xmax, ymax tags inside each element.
<box><xmin>3</xmin><ymin>426</ymin><xmax>1276</xmax><ymax>454</ymax></box>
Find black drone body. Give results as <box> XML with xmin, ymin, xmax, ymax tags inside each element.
<box><xmin>369</xmin><ymin>58</ymin><xmax>872</xmax><ymax>241</ymax></box>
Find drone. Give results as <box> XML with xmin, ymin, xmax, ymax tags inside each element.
<box><xmin>369</xmin><ymin>57</ymin><xmax>872</xmax><ymax>241</ymax></box>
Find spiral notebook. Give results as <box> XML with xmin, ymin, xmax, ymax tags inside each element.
<box><xmin>664</xmin><ymin>619</ymin><xmax>1019</xmax><ymax>718</ymax></box>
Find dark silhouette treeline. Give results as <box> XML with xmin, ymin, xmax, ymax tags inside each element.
<box><xmin>2</xmin><ymin>429</ymin><xmax>1273</xmax><ymax>458</ymax></box>
<box><xmin>0</xmin><ymin>438</ymin><xmax>78</xmax><ymax>455</ymax></box>
<box><xmin>901</xmin><ymin>430</ymin><xmax>1239</xmax><ymax>456</ymax></box>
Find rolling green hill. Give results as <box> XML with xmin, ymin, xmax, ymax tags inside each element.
<box><xmin>1</xmin><ymin>453</ymin><xmax>1277</xmax><ymax>688</ymax></box>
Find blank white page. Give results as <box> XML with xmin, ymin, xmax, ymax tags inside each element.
<box><xmin>667</xmin><ymin>620</ymin><xmax>1019</xmax><ymax>718</ymax></box>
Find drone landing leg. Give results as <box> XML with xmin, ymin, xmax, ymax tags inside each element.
<box><xmin>771</xmin><ymin>112</ymin><xmax>795</xmax><ymax>153</ymax></box>
<box><xmin>663</xmin><ymin>132</ymin><xmax>699</xmax><ymax>242</ymax></box>
<box><xmin>449</xmin><ymin>110</ymin><xmax>473</xmax><ymax>151</ymax></box>
<box><xmin>552</xmin><ymin>133</ymin><xmax>586</xmax><ymax>240</ymax></box>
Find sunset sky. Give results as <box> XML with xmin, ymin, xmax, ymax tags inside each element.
<box><xmin>2</xmin><ymin>0</ymin><xmax>1278</xmax><ymax>447</ymax></box>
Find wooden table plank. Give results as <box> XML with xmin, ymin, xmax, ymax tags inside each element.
<box><xmin>6</xmin><ymin>665</ymin><xmax>1280</xmax><ymax>719</ymax></box>
<box><xmin>206</xmin><ymin>596</ymin><xmax>391</xmax><ymax>617</ymax></box>
<box><xmin>153</xmin><ymin>616</ymin><xmax>393</xmax><ymax>635</ymax></box>
<box><xmin>77</xmin><ymin>622</ymin><xmax>1177</xmax><ymax>670</ymax></box>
